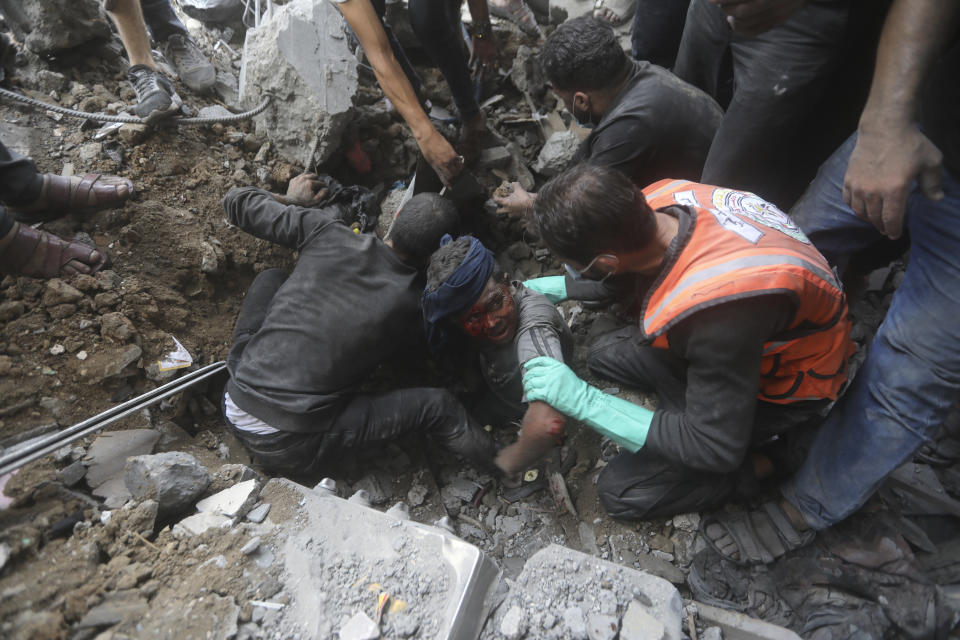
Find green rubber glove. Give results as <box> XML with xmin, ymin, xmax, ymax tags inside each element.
<box><xmin>523</xmin><ymin>276</ymin><xmax>568</xmax><ymax>304</ymax></box>
<box><xmin>522</xmin><ymin>356</ymin><xmax>651</xmax><ymax>453</ymax></box>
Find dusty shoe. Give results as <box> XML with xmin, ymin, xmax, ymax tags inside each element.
<box><xmin>161</xmin><ymin>33</ymin><xmax>215</xmax><ymax>93</ymax></box>
<box><xmin>127</xmin><ymin>65</ymin><xmax>182</xmax><ymax>124</ymax></box>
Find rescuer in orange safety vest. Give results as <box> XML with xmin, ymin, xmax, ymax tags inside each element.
<box><xmin>520</xmin><ymin>163</ymin><xmax>854</xmax><ymax>521</ymax></box>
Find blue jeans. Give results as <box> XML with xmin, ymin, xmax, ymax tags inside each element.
<box><xmin>783</xmin><ymin>132</ymin><xmax>960</xmax><ymax>530</ymax></box>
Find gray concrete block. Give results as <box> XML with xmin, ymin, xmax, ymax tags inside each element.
<box><xmin>532</xmin><ymin>130</ymin><xmax>582</xmax><ymax>177</ymax></box>
<box><xmin>85</xmin><ymin>429</ymin><xmax>160</xmax><ymax>489</ymax></box>
<box><xmin>124</xmin><ymin>451</ymin><xmax>210</xmax><ymax>517</ymax></box>
<box><xmin>196</xmin><ymin>478</ymin><xmax>258</xmax><ymax>517</ymax></box>
<box><xmin>239</xmin><ymin>0</ymin><xmax>359</xmax><ymax>168</ymax></box>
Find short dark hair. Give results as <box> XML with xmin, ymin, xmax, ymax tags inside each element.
<box><xmin>425</xmin><ymin>235</ymin><xmax>502</xmax><ymax>294</ymax></box>
<box><xmin>533</xmin><ymin>164</ymin><xmax>656</xmax><ymax>265</ymax></box>
<box><xmin>390</xmin><ymin>193</ymin><xmax>460</xmax><ymax>265</ymax></box>
<box><xmin>539</xmin><ymin>17</ymin><xmax>628</xmax><ymax>92</ymax></box>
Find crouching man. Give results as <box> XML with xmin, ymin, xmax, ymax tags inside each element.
<box><xmin>221</xmin><ymin>175</ymin><xmax>497</xmax><ymax>477</ymax></box>
<box><xmin>421</xmin><ymin>235</ymin><xmax>573</xmax><ymax>482</ymax></box>
<box><xmin>524</xmin><ymin>164</ymin><xmax>854</xmax><ymax>521</ymax></box>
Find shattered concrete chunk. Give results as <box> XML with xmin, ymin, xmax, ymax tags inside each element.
<box><xmin>196</xmin><ymin>478</ymin><xmax>259</xmax><ymax>517</ymax></box>
<box><xmin>701</xmin><ymin>627</ymin><xmax>723</xmax><ymax>640</ymax></box>
<box><xmin>621</xmin><ymin>601</ymin><xmax>665</xmax><ymax>640</ymax></box>
<box><xmin>79</xmin><ymin>344</ymin><xmax>143</xmax><ymax>384</ymax></box>
<box><xmin>478</xmin><ymin>146</ymin><xmax>512</xmax><ymax>170</ymax></box>
<box><xmin>42</xmin><ymin>279</ymin><xmax>83</xmax><ymax>306</ymax></box>
<box><xmin>500</xmin><ymin>606</ymin><xmax>526</xmax><ymax>639</ymax></box>
<box><xmin>58</xmin><ymin>460</ymin><xmax>86</xmax><ymax>487</ymax></box>
<box><xmin>532</xmin><ymin>130</ymin><xmax>581</xmax><ymax>177</ymax></box>
<box><xmin>0</xmin><ymin>0</ymin><xmax>111</xmax><ymax>55</ymax></box>
<box><xmin>173</xmin><ymin>512</ymin><xmax>233</xmax><ymax>537</ymax></box>
<box><xmin>588</xmin><ymin>613</ymin><xmax>619</xmax><ymax>640</ymax></box>
<box><xmin>564</xmin><ymin>606</ymin><xmax>588</xmax><ymax>639</ymax></box>
<box><xmin>124</xmin><ymin>452</ymin><xmax>211</xmax><ymax>517</ymax></box>
<box><xmin>240</xmin><ymin>0</ymin><xmax>359</xmax><ymax>168</ymax></box>
<box><xmin>339</xmin><ymin>610</ymin><xmax>380</xmax><ymax>640</ymax></box>
<box><xmin>694</xmin><ymin>602</ymin><xmax>801</xmax><ymax>640</ymax></box>
<box><xmin>85</xmin><ymin>429</ymin><xmax>160</xmax><ymax>489</ymax></box>
<box><xmin>246</xmin><ymin>503</ymin><xmax>271</xmax><ymax>523</ymax></box>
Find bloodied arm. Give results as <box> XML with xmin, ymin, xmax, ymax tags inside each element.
<box><xmin>494</xmin><ymin>286</ymin><xmax>572</xmax><ymax>476</ymax></box>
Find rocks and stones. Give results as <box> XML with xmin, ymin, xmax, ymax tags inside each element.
<box><xmin>511</xmin><ymin>45</ymin><xmax>548</xmax><ymax>95</ymax></box>
<box><xmin>0</xmin><ymin>0</ymin><xmax>111</xmax><ymax>56</ymax></box>
<box><xmin>701</xmin><ymin>627</ymin><xmax>723</xmax><ymax>640</ymax></box>
<box><xmin>79</xmin><ymin>344</ymin><xmax>143</xmax><ymax>384</ymax></box>
<box><xmin>75</xmin><ymin>593</ymin><xmax>149</xmax><ymax>629</ymax></box>
<box><xmin>0</xmin><ymin>300</ymin><xmax>25</xmax><ymax>321</ymax></box>
<box><xmin>406</xmin><ymin>481</ymin><xmax>428</xmax><ymax>507</ymax></box>
<box><xmin>42</xmin><ymin>279</ymin><xmax>83</xmax><ymax>306</ymax></box>
<box><xmin>478</xmin><ymin>146</ymin><xmax>512</xmax><ymax>170</ymax></box>
<box><xmin>339</xmin><ymin>610</ymin><xmax>380</xmax><ymax>640</ymax></box>
<box><xmin>621</xmin><ymin>600</ymin><xmax>665</xmax><ymax>640</ymax></box>
<box><xmin>500</xmin><ymin>606</ymin><xmax>526</xmax><ymax>639</ymax></box>
<box><xmin>564</xmin><ymin>606</ymin><xmax>588</xmax><ymax>639</ymax></box>
<box><xmin>239</xmin><ymin>0</ymin><xmax>359</xmax><ymax>167</ymax></box>
<box><xmin>246</xmin><ymin>503</ymin><xmax>271</xmax><ymax>523</ymax></box>
<box><xmin>119</xmin><ymin>123</ymin><xmax>150</xmax><ymax>146</ymax></box>
<box><xmin>100</xmin><ymin>312</ymin><xmax>138</xmax><ymax>344</ymax></box>
<box><xmin>694</xmin><ymin>602</ymin><xmax>801</xmax><ymax>640</ymax></box>
<box><xmin>85</xmin><ymin>429</ymin><xmax>160</xmax><ymax>489</ymax></box>
<box><xmin>241</xmin><ymin>537</ymin><xmax>261</xmax><ymax>555</ymax></box>
<box><xmin>173</xmin><ymin>512</ymin><xmax>233</xmax><ymax>537</ymax></box>
<box><xmin>124</xmin><ymin>452</ymin><xmax>211</xmax><ymax>517</ymax></box>
<box><xmin>58</xmin><ymin>460</ymin><xmax>87</xmax><ymax>486</ymax></box>
<box><xmin>532</xmin><ymin>130</ymin><xmax>581</xmax><ymax>177</ymax></box>
<box><xmin>672</xmin><ymin>513</ymin><xmax>700</xmax><ymax>533</ymax></box>
<box><xmin>351</xmin><ymin>473</ymin><xmax>389</xmax><ymax>505</ymax></box>
<box><xmin>196</xmin><ymin>478</ymin><xmax>259</xmax><ymax>517</ymax></box>
<box><xmin>588</xmin><ymin>613</ymin><xmax>620</xmax><ymax>640</ymax></box>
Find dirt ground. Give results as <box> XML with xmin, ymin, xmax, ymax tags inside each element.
<box><xmin>1</xmin><ymin>5</ymin><xmax>958</xmax><ymax>640</ymax></box>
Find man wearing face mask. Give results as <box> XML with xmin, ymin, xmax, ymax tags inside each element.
<box><xmin>495</xmin><ymin>17</ymin><xmax>722</xmax><ymax>217</ymax></box>
<box><xmin>524</xmin><ymin>164</ymin><xmax>854</xmax><ymax>521</ymax></box>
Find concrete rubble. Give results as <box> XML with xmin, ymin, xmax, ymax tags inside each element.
<box><xmin>239</xmin><ymin>0</ymin><xmax>360</xmax><ymax>168</ymax></box>
<box><xmin>0</xmin><ymin>0</ymin><xmax>110</xmax><ymax>56</ymax></box>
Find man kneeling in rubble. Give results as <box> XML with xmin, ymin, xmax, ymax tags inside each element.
<box><xmin>523</xmin><ymin>164</ymin><xmax>855</xmax><ymax>521</ymax></box>
<box><xmin>421</xmin><ymin>235</ymin><xmax>573</xmax><ymax>491</ymax></box>
<box><xmin>221</xmin><ymin>175</ymin><xmax>497</xmax><ymax>476</ymax></box>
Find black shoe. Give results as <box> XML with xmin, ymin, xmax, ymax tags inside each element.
<box><xmin>127</xmin><ymin>64</ymin><xmax>181</xmax><ymax>124</ymax></box>
<box><xmin>161</xmin><ymin>33</ymin><xmax>215</xmax><ymax>93</ymax></box>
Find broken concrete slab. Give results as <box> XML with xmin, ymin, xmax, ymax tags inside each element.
<box><xmin>196</xmin><ymin>478</ymin><xmax>258</xmax><ymax>517</ymax></box>
<box><xmin>588</xmin><ymin>613</ymin><xmax>619</xmax><ymax>640</ymax></box>
<box><xmin>621</xmin><ymin>601</ymin><xmax>665</xmax><ymax>640</ymax></box>
<box><xmin>481</xmin><ymin>544</ymin><xmax>683</xmax><ymax>640</ymax></box>
<box><xmin>532</xmin><ymin>129</ymin><xmax>581</xmax><ymax>177</ymax></box>
<box><xmin>246</xmin><ymin>503</ymin><xmax>271</xmax><ymax>523</ymax></box>
<box><xmin>173</xmin><ymin>512</ymin><xmax>233</xmax><ymax>537</ymax></box>
<box><xmin>0</xmin><ymin>0</ymin><xmax>110</xmax><ymax>56</ymax></box>
<box><xmin>478</xmin><ymin>146</ymin><xmax>512</xmax><ymax>171</ymax></box>
<box><xmin>85</xmin><ymin>429</ymin><xmax>160</xmax><ymax>489</ymax></box>
<box><xmin>79</xmin><ymin>344</ymin><xmax>143</xmax><ymax>384</ymax></box>
<box><xmin>257</xmin><ymin>477</ymin><xmax>502</xmax><ymax>638</ymax></box>
<box><xmin>124</xmin><ymin>452</ymin><xmax>211</xmax><ymax>517</ymax></box>
<box><xmin>239</xmin><ymin>0</ymin><xmax>359</xmax><ymax>168</ymax></box>
<box><xmin>75</xmin><ymin>593</ymin><xmax>149</xmax><ymax>629</ymax></box>
<box><xmin>694</xmin><ymin>602</ymin><xmax>801</xmax><ymax>640</ymax></box>
<box><xmin>338</xmin><ymin>610</ymin><xmax>380</xmax><ymax>640</ymax></box>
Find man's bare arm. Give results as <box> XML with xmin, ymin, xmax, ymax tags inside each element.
<box><xmin>335</xmin><ymin>0</ymin><xmax>463</xmax><ymax>185</ymax></box>
<box><xmin>843</xmin><ymin>0</ymin><xmax>959</xmax><ymax>238</ymax></box>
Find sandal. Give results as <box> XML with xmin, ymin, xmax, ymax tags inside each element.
<box><xmin>0</xmin><ymin>222</ymin><xmax>106</xmax><ymax>278</ymax></box>
<box><xmin>701</xmin><ymin>500</ymin><xmax>816</xmax><ymax>566</ymax></box>
<box><xmin>10</xmin><ymin>173</ymin><xmax>134</xmax><ymax>222</ymax></box>
<box><xmin>592</xmin><ymin>0</ymin><xmax>636</xmax><ymax>26</ymax></box>
<box><xmin>488</xmin><ymin>0</ymin><xmax>543</xmax><ymax>37</ymax></box>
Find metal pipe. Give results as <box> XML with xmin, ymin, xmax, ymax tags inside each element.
<box><xmin>0</xmin><ymin>361</ymin><xmax>227</xmax><ymax>476</ymax></box>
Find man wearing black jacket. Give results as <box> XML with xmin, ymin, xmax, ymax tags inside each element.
<box><xmin>221</xmin><ymin>174</ymin><xmax>496</xmax><ymax>477</ymax></box>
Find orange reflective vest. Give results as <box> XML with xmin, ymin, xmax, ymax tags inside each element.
<box><xmin>640</xmin><ymin>179</ymin><xmax>854</xmax><ymax>404</ymax></box>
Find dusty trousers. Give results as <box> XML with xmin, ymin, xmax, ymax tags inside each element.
<box><xmin>224</xmin><ymin>268</ymin><xmax>497</xmax><ymax>477</ymax></box>
<box><xmin>587</xmin><ymin>326</ymin><xmax>826</xmax><ymax>520</ymax></box>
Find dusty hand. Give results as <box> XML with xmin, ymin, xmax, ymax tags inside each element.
<box><xmin>843</xmin><ymin>124</ymin><xmax>944</xmax><ymax>239</ymax></box>
<box><xmin>420</xmin><ymin>130</ymin><xmax>463</xmax><ymax>187</ymax></box>
<box><xmin>471</xmin><ymin>35</ymin><xmax>499</xmax><ymax>73</ymax></box>
<box><xmin>522</xmin><ymin>401</ymin><xmax>566</xmax><ymax>440</ymax></box>
<box><xmin>494</xmin><ymin>182</ymin><xmax>535</xmax><ymax>216</ymax></box>
<box><xmin>284</xmin><ymin>173</ymin><xmax>329</xmax><ymax>206</ymax></box>
<box><xmin>711</xmin><ymin>0</ymin><xmax>806</xmax><ymax>36</ymax></box>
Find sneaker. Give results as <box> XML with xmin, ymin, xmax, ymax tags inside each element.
<box><xmin>161</xmin><ymin>33</ymin><xmax>215</xmax><ymax>93</ymax></box>
<box><xmin>127</xmin><ymin>64</ymin><xmax>182</xmax><ymax>124</ymax></box>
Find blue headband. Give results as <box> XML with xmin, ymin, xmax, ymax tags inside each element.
<box><xmin>421</xmin><ymin>235</ymin><xmax>495</xmax><ymax>350</ymax></box>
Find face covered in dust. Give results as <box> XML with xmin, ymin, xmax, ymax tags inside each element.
<box><xmin>456</xmin><ymin>276</ymin><xmax>519</xmax><ymax>346</ymax></box>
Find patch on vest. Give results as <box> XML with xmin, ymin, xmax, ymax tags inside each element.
<box><xmin>673</xmin><ymin>188</ymin><xmax>811</xmax><ymax>245</ymax></box>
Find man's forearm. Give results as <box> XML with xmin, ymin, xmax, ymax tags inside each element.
<box><xmin>860</xmin><ymin>0</ymin><xmax>960</xmax><ymax>130</ymax></box>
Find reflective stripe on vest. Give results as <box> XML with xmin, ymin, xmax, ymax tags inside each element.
<box><xmin>640</xmin><ymin>179</ymin><xmax>854</xmax><ymax>403</ymax></box>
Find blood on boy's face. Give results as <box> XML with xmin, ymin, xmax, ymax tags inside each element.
<box><xmin>458</xmin><ymin>278</ymin><xmax>519</xmax><ymax>345</ymax></box>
